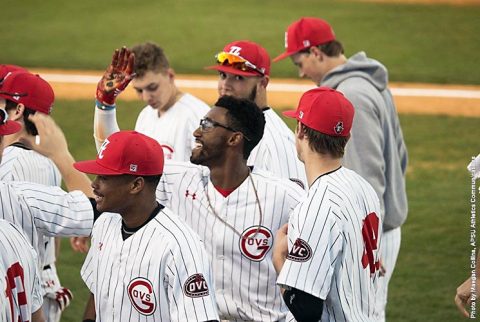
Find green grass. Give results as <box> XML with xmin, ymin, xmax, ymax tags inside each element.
<box><xmin>1</xmin><ymin>0</ymin><xmax>480</xmax><ymax>84</ymax></box>
<box><xmin>51</xmin><ymin>99</ymin><xmax>479</xmax><ymax>321</ymax></box>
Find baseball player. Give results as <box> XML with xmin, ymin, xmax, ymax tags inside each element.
<box><xmin>0</xmin><ymin>108</ymin><xmax>101</xmax><ymax>287</ymax></box>
<box><xmin>274</xmin><ymin>17</ymin><xmax>408</xmax><ymax>320</ymax></box>
<box><xmin>93</xmin><ymin>43</ymin><xmax>210</xmax><ymax>160</ymax></box>
<box><xmin>0</xmin><ymin>70</ymin><xmax>72</xmax><ymax>321</ymax></box>
<box><xmin>205</xmin><ymin>40</ymin><xmax>306</xmax><ymax>188</ymax></box>
<box><xmin>0</xmin><ymin>219</ymin><xmax>45</xmax><ymax>322</ymax></box>
<box><xmin>74</xmin><ymin>130</ymin><xmax>219</xmax><ymax>322</ymax></box>
<box><xmin>156</xmin><ymin>96</ymin><xmax>304</xmax><ymax>321</ymax></box>
<box><xmin>272</xmin><ymin>88</ymin><xmax>383</xmax><ymax>322</ymax></box>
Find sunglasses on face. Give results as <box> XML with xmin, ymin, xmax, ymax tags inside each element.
<box><xmin>199</xmin><ymin>117</ymin><xmax>251</xmax><ymax>141</ymax></box>
<box><xmin>215</xmin><ymin>52</ymin><xmax>265</xmax><ymax>76</ymax></box>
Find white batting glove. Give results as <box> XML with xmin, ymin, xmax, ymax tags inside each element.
<box><xmin>46</xmin><ymin>287</ymin><xmax>73</xmax><ymax>311</ymax></box>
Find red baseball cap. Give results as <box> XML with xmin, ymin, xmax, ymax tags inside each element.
<box><xmin>283</xmin><ymin>87</ymin><xmax>354</xmax><ymax>137</ymax></box>
<box><xmin>0</xmin><ymin>72</ymin><xmax>54</xmax><ymax>114</ymax></box>
<box><xmin>205</xmin><ymin>40</ymin><xmax>271</xmax><ymax>76</ymax></box>
<box><xmin>0</xmin><ymin>65</ymin><xmax>28</xmax><ymax>83</ymax></box>
<box><xmin>0</xmin><ymin>109</ymin><xmax>21</xmax><ymax>135</ymax></box>
<box><xmin>273</xmin><ymin>17</ymin><xmax>336</xmax><ymax>62</ymax></box>
<box><xmin>74</xmin><ymin>131</ymin><xmax>164</xmax><ymax>176</ymax></box>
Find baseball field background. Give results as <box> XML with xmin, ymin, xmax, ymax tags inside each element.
<box><xmin>2</xmin><ymin>0</ymin><xmax>480</xmax><ymax>321</ymax></box>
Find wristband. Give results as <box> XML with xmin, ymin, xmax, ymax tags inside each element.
<box><xmin>95</xmin><ymin>99</ymin><xmax>116</xmax><ymax>111</ymax></box>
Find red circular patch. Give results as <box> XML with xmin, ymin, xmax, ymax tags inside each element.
<box><xmin>239</xmin><ymin>226</ymin><xmax>273</xmax><ymax>261</ymax></box>
<box><xmin>127</xmin><ymin>277</ymin><xmax>156</xmax><ymax>315</ymax></box>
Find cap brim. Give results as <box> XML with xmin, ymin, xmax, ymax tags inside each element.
<box><xmin>0</xmin><ymin>120</ymin><xmax>21</xmax><ymax>135</ymax></box>
<box><xmin>282</xmin><ymin>109</ymin><xmax>299</xmax><ymax>119</ymax></box>
<box><xmin>273</xmin><ymin>51</ymin><xmax>294</xmax><ymax>62</ymax></box>
<box><xmin>74</xmin><ymin>160</ymin><xmax>124</xmax><ymax>175</ymax></box>
<box><xmin>204</xmin><ymin>65</ymin><xmax>261</xmax><ymax>77</ymax></box>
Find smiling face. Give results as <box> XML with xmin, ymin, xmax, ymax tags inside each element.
<box><xmin>132</xmin><ymin>70</ymin><xmax>176</xmax><ymax>113</ymax></box>
<box><xmin>91</xmin><ymin>174</ymin><xmax>137</xmax><ymax>214</ymax></box>
<box><xmin>190</xmin><ymin>107</ymin><xmax>236</xmax><ymax>167</ymax></box>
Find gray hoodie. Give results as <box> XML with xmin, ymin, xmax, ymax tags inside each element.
<box><xmin>322</xmin><ymin>52</ymin><xmax>408</xmax><ymax>230</ymax></box>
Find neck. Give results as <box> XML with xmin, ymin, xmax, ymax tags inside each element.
<box><xmin>303</xmin><ymin>151</ymin><xmax>342</xmax><ymax>187</ymax></box>
<box><xmin>157</xmin><ymin>88</ymin><xmax>182</xmax><ymax>117</ymax></box>
<box><xmin>209</xmin><ymin>158</ymin><xmax>250</xmax><ymax>190</ymax></box>
<box><xmin>121</xmin><ymin>198</ymin><xmax>158</xmax><ymax>229</ymax></box>
<box><xmin>4</xmin><ymin>128</ymin><xmax>28</xmax><ymax>147</ymax></box>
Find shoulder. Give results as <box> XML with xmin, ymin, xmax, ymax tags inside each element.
<box><xmin>151</xmin><ymin>207</ymin><xmax>203</xmax><ymax>247</ymax></box>
<box><xmin>252</xmin><ymin>168</ymin><xmax>304</xmax><ymax>196</ymax></box>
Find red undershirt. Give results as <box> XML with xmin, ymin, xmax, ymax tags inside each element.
<box><xmin>214</xmin><ymin>185</ymin><xmax>235</xmax><ymax>197</ymax></box>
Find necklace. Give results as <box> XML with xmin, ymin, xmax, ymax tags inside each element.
<box><xmin>122</xmin><ymin>225</ymin><xmax>135</xmax><ymax>235</ymax></box>
<box><xmin>205</xmin><ymin>171</ymin><xmax>263</xmax><ymax>239</ymax></box>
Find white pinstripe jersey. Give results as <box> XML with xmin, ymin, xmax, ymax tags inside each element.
<box><xmin>81</xmin><ymin>208</ymin><xmax>219</xmax><ymax>322</ymax></box>
<box><xmin>247</xmin><ymin>108</ymin><xmax>306</xmax><ymax>188</ymax></box>
<box><xmin>0</xmin><ymin>181</ymin><xmax>93</xmax><ymax>270</ymax></box>
<box><xmin>135</xmin><ymin>93</ymin><xmax>210</xmax><ymax>161</ymax></box>
<box><xmin>156</xmin><ymin>162</ymin><xmax>304</xmax><ymax>321</ymax></box>
<box><xmin>0</xmin><ymin>145</ymin><xmax>62</xmax><ymax>268</ymax></box>
<box><xmin>277</xmin><ymin>167</ymin><xmax>382</xmax><ymax>322</ymax></box>
<box><xmin>0</xmin><ymin>219</ymin><xmax>43</xmax><ymax>322</ymax></box>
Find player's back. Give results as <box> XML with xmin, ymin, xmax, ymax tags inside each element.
<box><xmin>0</xmin><ymin>219</ymin><xmax>43</xmax><ymax>321</ymax></box>
<box><xmin>248</xmin><ymin>108</ymin><xmax>306</xmax><ymax>188</ymax></box>
<box><xmin>317</xmin><ymin>167</ymin><xmax>382</xmax><ymax>321</ymax></box>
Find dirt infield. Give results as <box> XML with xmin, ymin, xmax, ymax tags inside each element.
<box><xmin>31</xmin><ymin>68</ymin><xmax>480</xmax><ymax>118</ymax></box>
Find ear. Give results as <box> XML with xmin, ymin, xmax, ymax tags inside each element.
<box><xmin>296</xmin><ymin>122</ymin><xmax>306</xmax><ymax>140</ymax></box>
<box><xmin>9</xmin><ymin>103</ymin><xmax>25</xmax><ymax>122</ymax></box>
<box><xmin>227</xmin><ymin>132</ymin><xmax>244</xmax><ymax>147</ymax></box>
<box><xmin>167</xmin><ymin>68</ymin><xmax>175</xmax><ymax>81</ymax></box>
<box><xmin>310</xmin><ymin>46</ymin><xmax>323</xmax><ymax>60</ymax></box>
<box><xmin>259</xmin><ymin>75</ymin><xmax>269</xmax><ymax>89</ymax></box>
<box><xmin>130</xmin><ymin>177</ymin><xmax>146</xmax><ymax>194</ymax></box>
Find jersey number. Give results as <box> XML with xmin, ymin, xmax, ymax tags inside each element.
<box><xmin>5</xmin><ymin>262</ymin><xmax>28</xmax><ymax>321</ymax></box>
<box><xmin>361</xmin><ymin>212</ymin><xmax>380</xmax><ymax>274</ymax></box>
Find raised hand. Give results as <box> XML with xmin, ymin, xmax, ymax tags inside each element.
<box><xmin>96</xmin><ymin>47</ymin><xmax>135</xmax><ymax>106</ymax></box>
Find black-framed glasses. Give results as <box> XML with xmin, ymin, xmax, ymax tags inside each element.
<box><xmin>199</xmin><ymin>117</ymin><xmax>251</xmax><ymax>141</ymax></box>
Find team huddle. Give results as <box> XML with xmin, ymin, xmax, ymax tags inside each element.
<box><xmin>1</xmin><ymin>16</ymin><xmax>408</xmax><ymax>322</ymax></box>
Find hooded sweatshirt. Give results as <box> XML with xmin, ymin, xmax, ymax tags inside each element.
<box><xmin>321</xmin><ymin>52</ymin><xmax>408</xmax><ymax>231</ymax></box>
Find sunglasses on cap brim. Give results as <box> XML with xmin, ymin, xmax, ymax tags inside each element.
<box><xmin>215</xmin><ymin>52</ymin><xmax>265</xmax><ymax>76</ymax></box>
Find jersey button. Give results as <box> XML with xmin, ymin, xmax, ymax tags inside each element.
<box><xmin>218</xmin><ymin>255</ymin><xmax>225</xmax><ymax>260</ymax></box>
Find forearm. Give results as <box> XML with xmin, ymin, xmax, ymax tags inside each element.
<box><xmin>83</xmin><ymin>293</ymin><xmax>96</xmax><ymax>321</ymax></box>
<box><xmin>93</xmin><ymin>106</ymin><xmax>120</xmax><ymax>151</ymax></box>
<box><xmin>32</xmin><ymin>308</ymin><xmax>46</xmax><ymax>322</ymax></box>
<box><xmin>51</xmin><ymin>151</ymin><xmax>93</xmax><ymax>198</ymax></box>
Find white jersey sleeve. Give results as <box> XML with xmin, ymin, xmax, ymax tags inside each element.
<box><xmin>0</xmin><ymin>220</ymin><xmax>43</xmax><ymax>321</ymax></box>
<box><xmin>93</xmin><ymin>107</ymin><xmax>120</xmax><ymax>151</ymax></box>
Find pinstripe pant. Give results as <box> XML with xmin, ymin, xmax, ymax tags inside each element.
<box><xmin>376</xmin><ymin>227</ymin><xmax>401</xmax><ymax>322</ymax></box>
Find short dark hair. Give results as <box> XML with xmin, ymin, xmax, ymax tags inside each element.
<box><xmin>299</xmin><ymin>40</ymin><xmax>344</xmax><ymax>57</ymax></box>
<box><xmin>130</xmin><ymin>42</ymin><xmax>170</xmax><ymax>77</ymax></box>
<box><xmin>123</xmin><ymin>174</ymin><xmax>162</xmax><ymax>190</ymax></box>
<box><xmin>214</xmin><ymin>95</ymin><xmax>265</xmax><ymax>159</ymax></box>
<box><xmin>302</xmin><ymin>123</ymin><xmax>349</xmax><ymax>158</ymax></box>
<box><xmin>5</xmin><ymin>100</ymin><xmax>38</xmax><ymax>136</ymax></box>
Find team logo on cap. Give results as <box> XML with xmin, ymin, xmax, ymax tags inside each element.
<box><xmin>228</xmin><ymin>46</ymin><xmax>242</xmax><ymax>56</ymax></box>
<box><xmin>239</xmin><ymin>226</ymin><xmax>272</xmax><ymax>261</ymax></box>
<box><xmin>127</xmin><ymin>277</ymin><xmax>156</xmax><ymax>315</ymax></box>
<box><xmin>98</xmin><ymin>138</ymin><xmax>110</xmax><ymax>159</ymax></box>
<box><xmin>161</xmin><ymin>144</ymin><xmax>174</xmax><ymax>160</ymax></box>
<box><xmin>130</xmin><ymin>164</ymin><xmax>138</xmax><ymax>172</ymax></box>
<box><xmin>183</xmin><ymin>273</ymin><xmax>210</xmax><ymax>298</ymax></box>
<box><xmin>334</xmin><ymin>121</ymin><xmax>344</xmax><ymax>135</ymax></box>
<box><xmin>303</xmin><ymin>40</ymin><xmax>311</xmax><ymax>47</ymax></box>
<box><xmin>299</xmin><ymin>111</ymin><xmax>304</xmax><ymax>119</ymax></box>
<box><xmin>286</xmin><ymin>238</ymin><xmax>312</xmax><ymax>262</ymax></box>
